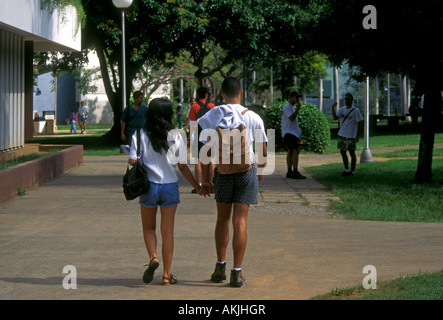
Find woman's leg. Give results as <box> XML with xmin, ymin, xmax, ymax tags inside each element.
<box><xmin>140</xmin><ymin>206</ymin><xmax>158</xmax><ymax>262</ymax></box>
<box><xmin>159</xmin><ymin>205</ymin><xmax>177</xmax><ymax>281</ymax></box>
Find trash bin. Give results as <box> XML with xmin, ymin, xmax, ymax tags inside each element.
<box><xmin>43</xmin><ymin>111</ymin><xmax>56</xmax><ymax>134</ymax></box>
<box><xmin>33</xmin><ymin>118</ymin><xmax>46</xmax><ymax>134</ymax></box>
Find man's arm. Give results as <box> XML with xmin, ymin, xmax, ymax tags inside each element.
<box><xmin>331</xmin><ymin>102</ymin><xmax>339</xmax><ymax>120</ymax></box>
<box><xmin>355</xmin><ymin>121</ymin><xmax>363</xmax><ymax>142</ymax></box>
<box><xmin>256</xmin><ymin>142</ymin><xmax>268</xmax><ymax>182</ymax></box>
<box><xmin>288</xmin><ymin>100</ymin><xmax>301</xmax><ymax>121</ymax></box>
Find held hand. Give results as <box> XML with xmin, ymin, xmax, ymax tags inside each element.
<box><xmin>295</xmin><ymin>99</ymin><xmax>301</xmax><ymax>110</ymax></box>
<box><xmin>201</xmin><ymin>181</ymin><xmax>214</xmax><ymax>195</ymax></box>
<box><xmin>198</xmin><ymin>186</ymin><xmax>211</xmax><ymax>198</ymax></box>
<box><xmin>332</xmin><ymin>102</ymin><xmax>338</xmax><ymax>109</ymax></box>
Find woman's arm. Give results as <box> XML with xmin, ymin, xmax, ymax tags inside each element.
<box><xmin>177</xmin><ymin>163</ymin><xmax>210</xmax><ymax>197</ymax></box>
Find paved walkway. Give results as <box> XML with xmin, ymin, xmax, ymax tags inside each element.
<box><xmin>0</xmin><ymin>150</ymin><xmax>442</xmax><ymax>300</ymax></box>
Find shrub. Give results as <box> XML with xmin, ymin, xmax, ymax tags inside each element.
<box><xmin>262</xmin><ymin>101</ymin><xmax>330</xmax><ymax>153</ymax></box>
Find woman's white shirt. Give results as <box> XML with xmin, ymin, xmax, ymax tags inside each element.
<box><xmin>129</xmin><ymin>130</ymin><xmax>186</xmax><ymax>184</ymax></box>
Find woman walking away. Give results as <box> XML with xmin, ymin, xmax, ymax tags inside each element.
<box><xmin>128</xmin><ymin>98</ymin><xmax>209</xmax><ymax>285</ymax></box>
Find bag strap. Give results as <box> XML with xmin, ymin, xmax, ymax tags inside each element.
<box><xmin>136</xmin><ymin>129</ymin><xmax>141</xmax><ymax>158</ymax></box>
<box><xmin>342</xmin><ymin>108</ymin><xmax>355</xmax><ymax>125</ymax></box>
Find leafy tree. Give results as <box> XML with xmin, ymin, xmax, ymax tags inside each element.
<box><xmin>308</xmin><ymin>0</ymin><xmax>442</xmax><ymax>183</ymax></box>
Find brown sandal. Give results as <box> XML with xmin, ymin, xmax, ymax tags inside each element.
<box><xmin>161</xmin><ymin>274</ymin><xmax>178</xmax><ymax>285</ymax></box>
<box><xmin>142</xmin><ymin>257</ymin><xmax>159</xmax><ymax>284</ymax></box>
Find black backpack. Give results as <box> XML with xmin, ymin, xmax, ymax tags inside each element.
<box><xmin>197</xmin><ymin>101</ymin><xmax>210</xmax><ymax>119</ymax></box>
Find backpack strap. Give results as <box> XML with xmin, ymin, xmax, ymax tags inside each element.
<box><xmin>197</xmin><ymin>101</ymin><xmax>210</xmax><ymax>119</ymax></box>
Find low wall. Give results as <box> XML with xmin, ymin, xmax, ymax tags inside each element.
<box><xmin>0</xmin><ymin>145</ymin><xmax>83</xmax><ymax>203</ymax></box>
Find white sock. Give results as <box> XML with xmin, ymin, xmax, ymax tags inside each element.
<box><xmin>232</xmin><ymin>267</ymin><xmax>241</xmax><ymax>271</ymax></box>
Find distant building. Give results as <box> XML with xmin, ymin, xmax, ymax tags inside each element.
<box><xmin>33</xmin><ymin>50</ymin><xmax>172</xmax><ymax>125</ymax></box>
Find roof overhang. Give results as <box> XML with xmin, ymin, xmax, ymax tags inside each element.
<box><xmin>0</xmin><ymin>0</ymin><xmax>81</xmax><ymax>52</ymax></box>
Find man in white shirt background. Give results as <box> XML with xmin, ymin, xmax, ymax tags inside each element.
<box><xmin>332</xmin><ymin>93</ymin><xmax>364</xmax><ymax>176</ymax></box>
<box><xmin>78</xmin><ymin>101</ymin><xmax>89</xmax><ymax>134</ymax></box>
<box><xmin>281</xmin><ymin>91</ymin><xmax>306</xmax><ymax>179</ymax></box>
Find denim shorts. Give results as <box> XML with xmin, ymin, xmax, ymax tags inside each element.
<box><xmin>139</xmin><ymin>181</ymin><xmax>180</xmax><ymax>208</ymax></box>
<box><xmin>213</xmin><ymin>165</ymin><xmax>258</xmax><ymax>205</ymax></box>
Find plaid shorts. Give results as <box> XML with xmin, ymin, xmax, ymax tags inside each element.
<box><xmin>213</xmin><ymin>165</ymin><xmax>258</xmax><ymax>205</ymax></box>
<box><xmin>337</xmin><ymin>136</ymin><xmax>357</xmax><ymax>152</ymax></box>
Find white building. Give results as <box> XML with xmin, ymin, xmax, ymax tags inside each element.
<box><xmin>80</xmin><ymin>51</ymin><xmax>172</xmax><ymax>125</ymax></box>
<box><xmin>0</xmin><ymin>0</ymin><xmax>81</xmax><ymax>152</ymax></box>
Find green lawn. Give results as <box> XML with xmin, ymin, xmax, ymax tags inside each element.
<box><xmin>312</xmin><ymin>270</ymin><xmax>443</xmax><ymax>300</ymax></box>
<box><xmin>33</xmin><ymin>125</ymin><xmax>121</xmax><ymax>156</ymax></box>
<box><xmin>305</xmin><ymin>159</ymin><xmax>443</xmax><ymax>222</ymax></box>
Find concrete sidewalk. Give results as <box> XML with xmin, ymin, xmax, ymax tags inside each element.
<box><xmin>0</xmin><ymin>154</ymin><xmax>442</xmax><ymax>300</ymax></box>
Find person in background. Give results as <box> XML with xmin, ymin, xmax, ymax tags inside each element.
<box><xmin>67</xmin><ymin>109</ymin><xmax>77</xmax><ymax>134</ymax></box>
<box><xmin>78</xmin><ymin>101</ymin><xmax>89</xmax><ymax>134</ymax></box>
<box><xmin>176</xmin><ymin>101</ymin><xmax>184</xmax><ymax>129</ymax></box>
<box><xmin>331</xmin><ymin>93</ymin><xmax>364</xmax><ymax>176</ymax></box>
<box><xmin>121</xmin><ymin>91</ymin><xmax>148</xmax><ymax>147</ymax></box>
<box><xmin>187</xmin><ymin>87</ymin><xmax>216</xmax><ymax>194</ymax></box>
<box><xmin>281</xmin><ymin>91</ymin><xmax>306</xmax><ymax>179</ymax></box>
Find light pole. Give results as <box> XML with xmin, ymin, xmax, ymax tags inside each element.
<box><xmin>360</xmin><ymin>77</ymin><xmax>373</xmax><ymax>163</ymax></box>
<box><xmin>112</xmin><ymin>0</ymin><xmax>133</xmax><ymax>112</ymax></box>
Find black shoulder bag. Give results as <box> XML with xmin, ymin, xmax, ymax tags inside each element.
<box><xmin>122</xmin><ymin>129</ymin><xmax>150</xmax><ymax>201</ymax></box>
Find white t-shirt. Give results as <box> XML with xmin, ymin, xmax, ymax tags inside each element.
<box><xmin>281</xmin><ymin>102</ymin><xmax>302</xmax><ymax>138</ymax></box>
<box><xmin>198</xmin><ymin>104</ymin><xmax>268</xmax><ymax>164</ymax></box>
<box><xmin>78</xmin><ymin>105</ymin><xmax>88</xmax><ymax>117</ymax></box>
<box><xmin>337</xmin><ymin>106</ymin><xmax>363</xmax><ymax>138</ymax></box>
<box><xmin>129</xmin><ymin>129</ymin><xmax>186</xmax><ymax>184</ymax></box>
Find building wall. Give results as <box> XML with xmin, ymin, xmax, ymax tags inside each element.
<box><xmin>0</xmin><ymin>1</ymin><xmax>80</xmax><ymax>152</ymax></box>
<box><xmin>0</xmin><ymin>30</ymin><xmax>24</xmax><ymax>152</ymax></box>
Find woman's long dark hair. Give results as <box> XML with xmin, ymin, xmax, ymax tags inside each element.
<box><xmin>144</xmin><ymin>98</ymin><xmax>175</xmax><ymax>153</ymax></box>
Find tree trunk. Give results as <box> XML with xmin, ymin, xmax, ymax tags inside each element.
<box><xmin>414</xmin><ymin>86</ymin><xmax>441</xmax><ymax>184</ymax></box>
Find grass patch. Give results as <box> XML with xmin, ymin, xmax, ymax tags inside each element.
<box><xmin>0</xmin><ymin>152</ymin><xmax>57</xmax><ymax>170</ymax></box>
<box><xmin>320</xmin><ymin>132</ymin><xmax>443</xmax><ymax>154</ymax></box>
<box><xmin>374</xmin><ymin>148</ymin><xmax>443</xmax><ymax>158</ymax></box>
<box><xmin>312</xmin><ymin>270</ymin><xmax>443</xmax><ymax>300</ymax></box>
<box><xmin>33</xmin><ymin>125</ymin><xmax>121</xmax><ymax>156</ymax></box>
<box><xmin>305</xmin><ymin>159</ymin><xmax>443</xmax><ymax>222</ymax></box>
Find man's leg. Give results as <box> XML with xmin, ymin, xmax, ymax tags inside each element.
<box><xmin>291</xmin><ymin>147</ymin><xmax>300</xmax><ymax>172</ymax></box>
<box><xmin>340</xmin><ymin>150</ymin><xmax>349</xmax><ymax>170</ymax></box>
<box><xmin>214</xmin><ymin>202</ymin><xmax>232</xmax><ymax>263</ymax></box>
<box><xmin>232</xmin><ymin>203</ymin><xmax>249</xmax><ymax>269</ymax></box>
<box><xmin>286</xmin><ymin>149</ymin><xmax>294</xmax><ymax>177</ymax></box>
<box><xmin>349</xmin><ymin>150</ymin><xmax>357</xmax><ymax>173</ymax></box>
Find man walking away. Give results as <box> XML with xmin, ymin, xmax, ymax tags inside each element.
<box><xmin>198</xmin><ymin>77</ymin><xmax>268</xmax><ymax>287</ymax></box>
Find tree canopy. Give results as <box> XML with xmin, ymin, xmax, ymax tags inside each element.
<box><xmin>308</xmin><ymin>0</ymin><xmax>442</xmax><ymax>183</ymax></box>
